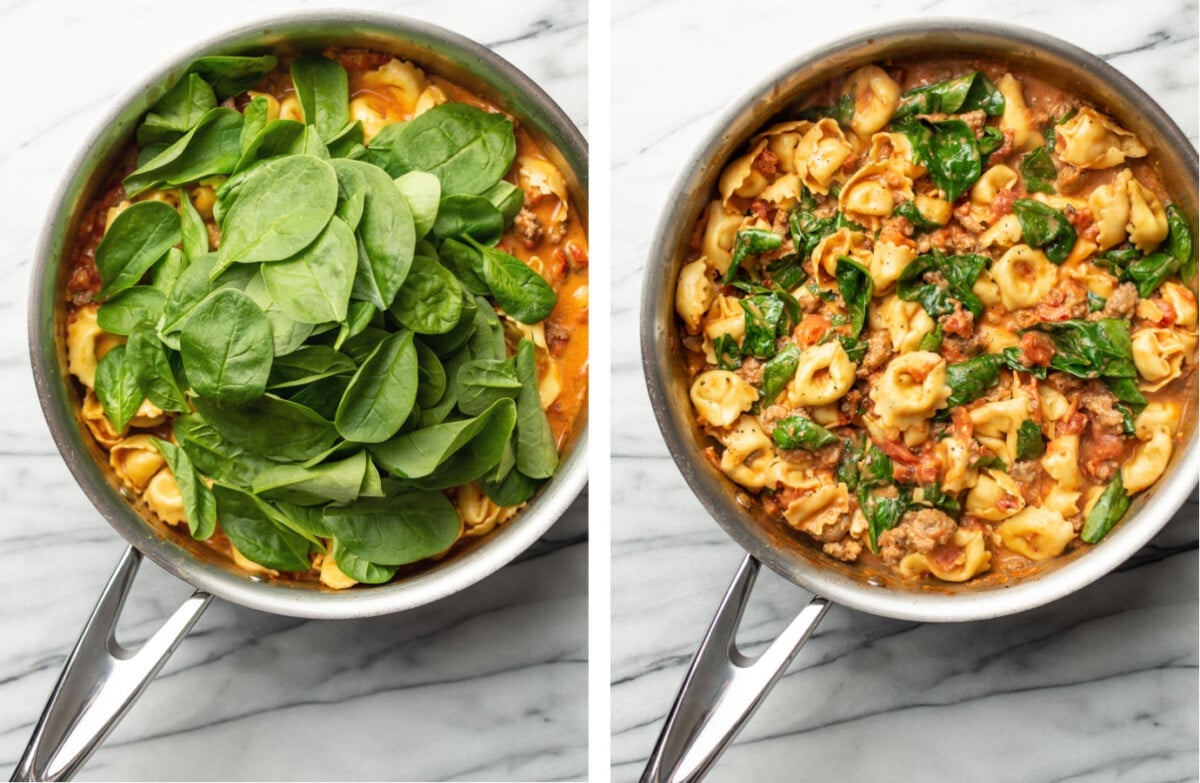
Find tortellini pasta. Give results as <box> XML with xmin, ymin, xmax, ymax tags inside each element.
<box><xmin>1132</xmin><ymin>326</ymin><xmax>1195</xmax><ymax>391</ymax></box>
<box><xmin>718</xmin><ymin>417</ymin><xmax>777</xmax><ymax>490</ymax></box>
<box><xmin>991</xmin><ymin>245</ymin><xmax>1058</xmax><ymax>310</ymax></box>
<box><xmin>869</xmin><ymin>295</ymin><xmax>935</xmax><ymax>353</ymax></box>
<box><xmin>787</xmin><ymin>341</ymin><xmax>856</xmax><ymax>407</ymax></box>
<box><xmin>142</xmin><ymin>468</ymin><xmax>186</xmax><ymax>527</ymax></box>
<box><xmin>691</xmin><ymin>371</ymin><xmax>759</xmax><ymax>427</ymax></box>
<box><xmin>1056</xmin><ymin>107</ymin><xmax>1147</xmax><ymax>170</ymax></box>
<box><xmin>315</xmin><ymin>550</ymin><xmax>358</xmax><ymax>590</ymax></box>
<box><xmin>846</xmin><ymin>66</ymin><xmax>900</xmax><ymax>139</ymax></box>
<box><xmin>997</xmin><ymin>73</ymin><xmax>1040</xmax><ymax>152</ymax></box>
<box><xmin>899</xmin><ymin>528</ymin><xmax>991</xmax><ymax>582</ymax></box>
<box><xmin>676</xmin><ymin>256</ymin><xmax>710</xmax><ymax>331</ymax></box>
<box><xmin>675</xmin><ymin>58</ymin><xmax>1197</xmax><ymax>586</ymax></box>
<box><xmin>700</xmin><ymin>201</ymin><xmax>744</xmax><ymax>276</ymax></box>
<box><xmin>348</xmin><ymin>59</ymin><xmax>430</xmax><ymax>141</ymax></box>
<box><xmin>1122</xmin><ymin>402</ymin><xmax>1182</xmax><ymax>493</ymax></box>
<box><xmin>996</xmin><ymin>507</ymin><xmax>1076</xmax><ymax>561</ymax></box>
<box><xmin>719</xmin><ymin>139</ymin><xmax>771</xmax><ymax>204</ymax></box>
<box><xmin>869</xmin><ymin>351</ymin><xmax>950</xmax><ymax>432</ymax></box>
<box><xmin>783</xmin><ymin>482</ymin><xmax>851</xmax><ymax>538</ymax></box>
<box><xmin>964</xmin><ymin>469</ymin><xmax>1025</xmax><ymax>522</ymax></box>
<box><xmin>67</xmin><ymin>304</ymin><xmax>125</xmax><ymax>390</ymax></box>
<box><xmin>81</xmin><ymin>389</ymin><xmax>123</xmax><ymax>447</ymax></box>
<box><xmin>457</xmin><ymin>481</ymin><xmax>519</xmax><ymax>538</ymax></box>
<box><xmin>518</xmin><ymin>155</ymin><xmax>570</xmax><ymax>224</ymax></box>
<box><xmin>794</xmin><ymin>119</ymin><xmax>855</xmax><ymax>194</ymax></box>
<box><xmin>109</xmin><ymin>435</ymin><xmax>166</xmax><ymax>492</ymax></box>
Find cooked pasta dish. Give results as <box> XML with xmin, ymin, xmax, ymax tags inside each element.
<box><xmin>675</xmin><ymin>59</ymin><xmax>1195</xmax><ymax>583</ymax></box>
<box><xmin>64</xmin><ymin>49</ymin><xmax>587</xmax><ymax>589</ymax></box>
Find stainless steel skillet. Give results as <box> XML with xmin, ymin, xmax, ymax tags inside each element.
<box><xmin>19</xmin><ymin>11</ymin><xmax>588</xmax><ymax>781</ymax></box>
<box><xmin>639</xmin><ymin>20</ymin><xmax>1198</xmax><ymax>783</ymax></box>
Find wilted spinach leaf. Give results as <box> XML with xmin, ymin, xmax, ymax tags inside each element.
<box><xmin>772</xmin><ymin>415</ymin><xmax>837</xmax><ymax>450</ymax></box>
<box><xmin>1012</xmin><ymin>199</ymin><xmax>1076</xmax><ymax>264</ymax></box>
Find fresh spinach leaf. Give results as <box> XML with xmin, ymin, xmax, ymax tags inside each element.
<box><xmin>94</xmin><ymin>345</ymin><xmax>142</xmax><ymax>431</ymax></box>
<box><xmin>260</xmin><ymin>215</ymin><xmax>357</xmax><ymax>323</ymax></box>
<box><xmin>413</xmin><ymin>340</ymin><xmax>447</xmax><ymax>409</ymax></box>
<box><xmin>215</xmin><ymin>154</ymin><xmax>338</xmax><ymax>270</ymax></box>
<box><xmin>1080</xmin><ymin>473</ymin><xmax>1132</xmax><ymax>544</ymax></box>
<box><xmin>456</xmin><ymin>358</ymin><xmax>521</xmax><ymax>416</ymax></box>
<box><xmin>332</xmin><ymin>539</ymin><xmax>398</xmax><ymax>584</ymax></box>
<box><xmin>372</xmin><ymin>398</ymin><xmax>517</xmax><ymax>479</ymax></box>
<box><xmin>178</xmin><ymin>189</ymin><xmax>209</xmax><ymax>261</ymax></box>
<box><xmin>772</xmin><ymin>415</ymin><xmax>837</xmax><ymax>450</ymax></box>
<box><xmin>394</xmin><ymin>170</ymin><xmax>442</xmax><ymax>238</ymax></box>
<box><xmin>150</xmin><ymin>438</ymin><xmax>217</xmax><ymax>539</ymax></box>
<box><xmin>97</xmin><ymin>286</ymin><xmax>166</xmax><ymax>336</ymax></box>
<box><xmin>252</xmin><ymin>450</ymin><xmax>370</xmax><ymax>505</ymax></box>
<box><xmin>138</xmin><ymin>73</ymin><xmax>217</xmax><ymax>146</ymax></box>
<box><xmin>479</xmin><ymin>462</ymin><xmax>544</xmax><ymax>506</ymax></box>
<box><xmin>126</xmin><ymin>319</ymin><xmax>188</xmax><ymax>412</ymax></box>
<box><xmin>335</xmin><ymin>330</ymin><xmax>419</xmax><ymax>443</ymax></box>
<box><xmin>95</xmin><ymin>200</ymin><xmax>181</xmax><ymax>300</ymax></box>
<box><xmin>174</xmin><ymin>413</ymin><xmax>276</xmax><ymax>485</ymax></box>
<box><xmin>432</xmin><ymin>194</ymin><xmax>504</xmax><ymax>243</ymax></box>
<box><xmin>239</xmin><ymin>96</ymin><xmax>270</xmax><ymax>154</ymax></box>
<box><xmin>1012</xmin><ymin>198</ymin><xmax>1076</xmax><ymax>264</ymax></box>
<box><xmin>179</xmin><ymin>288</ymin><xmax>273</xmax><ymax>406</ymax></box>
<box><xmin>760</xmin><ymin>343</ymin><xmax>800</xmax><ymax>405</ymax></box>
<box><xmin>1020</xmin><ymin>146</ymin><xmax>1057</xmax><ymax>195</ymax></box>
<box><xmin>213</xmin><ymin>484</ymin><xmax>312</xmax><ymax>571</ymax></box>
<box><xmin>268</xmin><ymin>345</ymin><xmax>355</xmax><ymax>389</ymax></box>
<box><xmin>390</xmin><ymin>255</ymin><xmax>465</xmax><ymax>334</ymax></box>
<box><xmin>835</xmin><ymin>256</ymin><xmax>872</xmax><ymax>337</ymax></box>
<box><xmin>150</xmin><ymin>247</ymin><xmax>187</xmax><ymax>296</ymax></box>
<box><xmin>241</xmin><ymin>272</ymin><xmax>317</xmax><ymax>357</ymax></box>
<box><xmin>194</xmin><ymin>394</ymin><xmax>338</xmax><ymax>461</ymax></box>
<box><xmin>483</xmin><ymin>180</ymin><xmax>525</xmax><ymax>224</ymax></box>
<box><xmin>365</xmin><ymin>103</ymin><xmax>516</xmax><ymax>195</ymax></box>
<box><xmin>326</xmin><ymin>120</ymin><xmax>365</xmax><ymax>159</ymax></box>
<box><xmin>396</xmin><ymin>400</ymin><xmax>518</xmax><ymax>490</ymax></box>
<box><xmin>187</xmin><ymin>55</ymin><xmax>278</xmax><ymax>99</ymax></box>
<box><xmin>323</xmin><ymin>492</ymin><xmax>461</xmax><ymax>565</ymax></box>
<box><xmin>123</xmin><ymin>108</ymin><xmax>244</xmax><ymax>197</ymax></box>
<box><xmin>332</xmin><ymin>159</ymin><xmax>416</xmax><ymax>309</ymax></box>
<box><xmin>514</xmin><ymin>339</ymin><xmax>557</xmax><ymax>479</ymax></box>
<box><xmin>233</xmin><ymin>119</ymin><xmax>307</xmax><ymax>172</ymax></box>
<box><xmin>470</xmin><ymin>238</ymin><xmax>557</xmax><ymax>324</ymax></box>
<box><xmin>289</xmin><ymin>55</ymin><xmax>348</xmax><ymax>141</ymax></box>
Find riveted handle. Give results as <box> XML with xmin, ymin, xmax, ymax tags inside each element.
<box><xmin>640</xmin><ymin>554</ymin><xmax>830</xmax><ymax>783</ymax></box>
<box><xmin>11</xmin><ymin>546</ymin><xmax>211</xmax><ymax>782</ymax></box>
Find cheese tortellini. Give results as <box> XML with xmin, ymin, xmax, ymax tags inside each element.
<box><xmin>676</xmin><ymin>57</ymin><xmax>1197</xmax><ymax>588</ymax></box>
<box><xmin>691</xmin><ymin>371</ymin><xmax>759</xmax><ymax>427</ymax></box>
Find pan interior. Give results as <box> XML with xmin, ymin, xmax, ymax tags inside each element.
<box><xmin>641</xmin><ymin>20</ymin><xmax>1198</xmax><ymax>623</ymax></box>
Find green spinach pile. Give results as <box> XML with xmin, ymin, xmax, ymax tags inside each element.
<box><xmin>90</xmin><ymin>53</ymin><xmax>562</xmax><ymax>582</ymax></box>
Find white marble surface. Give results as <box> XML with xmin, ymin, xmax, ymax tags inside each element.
<box><xmin>0</xmin><ymin>1</ymin><xmax>587</xmax><ymax>781</ymax></box>
<box><xmin>611</xmin><ymin>1</ymin><xmax>1199</xmax><ymax>781</ymax></box>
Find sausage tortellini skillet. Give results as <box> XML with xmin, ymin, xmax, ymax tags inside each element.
<box><xmin>65</xmin><ymin>49</ymin><xmax>588</xmax><ymax>589</ymax></box>
<box><xmin>676</xmin><ymin>58</ymin><xmax>1196</xmax><ymax>584</ymax></box>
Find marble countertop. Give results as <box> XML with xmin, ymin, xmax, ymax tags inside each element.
<box><xmin>610</xmin><ymin>1</ymin><xmax>1198</xmax><ymax>782</ymax></box>
<box><xmin>0</xmin><ymin>1</ymin><xmax>586</xmax><ymax>781</ymax></box>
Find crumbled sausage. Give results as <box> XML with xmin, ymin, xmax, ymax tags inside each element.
<box><xmin>877</xmin><ymin>508</ymin><xmax>957</xmax><ymax>565</ymax></box>
<box><xmin>1018</xmin><ymin>332</ymin><xmax>1057</xmax><ymax>367</ymax></box>
<box><xmin>1079</xmin><ymin>380</ymin><xmax>1126</xmax><ymax>433</ymax></box>
<box><xmin>857</xmin><ymin>330</ymin><xmax>892</xmax><ymax>378</ymax></box>
<box><xmin>823</xmin><ymin>536</ymin><xmax>863</xmax><ymax>562</ymax></box>
<box><xmin>545</xmin><ymin>322</ymin><xmax>570</xmax><ymax>355</ymax></box>
<box><xmin>735</xmin><ymin>356</ymin><xmax>764</xmax><ymax>386</ymax></box>
<box><xmin>1091</xmin><ymin>282</ymin><xmax>1139</xmax><ymax>321</ymax></box>
<box><xmin>512</xmin><ymin>207</ymin><xmax>544</xmax><ymax>249</ymax></box>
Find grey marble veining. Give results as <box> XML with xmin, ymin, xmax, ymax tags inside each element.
<box><xmin>610</xmin><ymin>1</ymin><xmax>1199</xmax><ymax>781</ymax></box>
<box><xmin>0</xmin><ymin>1</ymin><xmax>587</xmax><ymax>781</ymax></box>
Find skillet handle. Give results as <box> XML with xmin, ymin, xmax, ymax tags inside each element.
<box><xmin>11</xmin><ymin>546</ymin><xmax>211</xmax><ymax>782</ymax></box>
<box><xmin>640</xmin><ymin>554</ymin><xmax>830</xmax><ymax>783</ymax></box>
